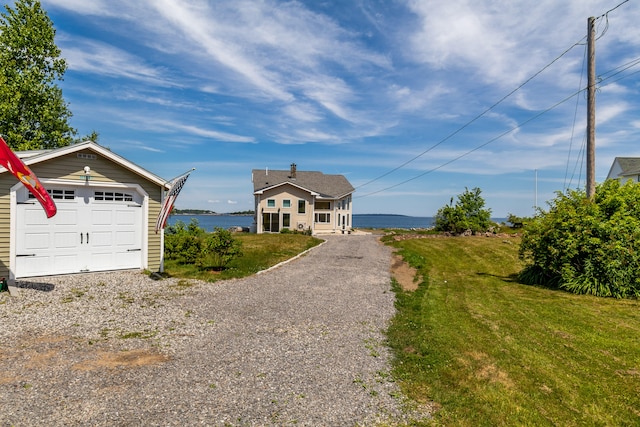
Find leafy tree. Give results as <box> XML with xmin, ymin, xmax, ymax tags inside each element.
<box><xmin>434</xmin><ymin>187</ymin><xmax>492</xmax><ymax>234</ymax></box>
<box><xmin>0</xmin><ymin>0</ymin><xmax>76</xmax><ymax>150</ymax></box>
<box><xmin>519</xmin><ymin>179</ymin><xmax>640</xmax><ymax>298</ymax></box>
<box><xmin>506</xmin><ymin>213</ymin><xmax>529</xmax><ymax>228</ymax></box>
<box><xmin>75</xmin><ymin>130</ymin><xmax>99</xmax><ymax>143</ymax></box>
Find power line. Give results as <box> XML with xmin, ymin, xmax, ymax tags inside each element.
<box><xmin>356</xmin><ymin>2</ymin><xmax>634</xmax><ymax>199</ymax></box>
<box><xmin>564</xmin><ymin>44</ymin><xmax>587</xmax><ymax>190</ymax></box>
<box><xmin>356</xmin><ymin>55</ymin><xmax>640</xmax><ymax>200</ymax></box>
<box><xmin>599</xmin><ymin>0</ymin><xmax>629</xmax><ymax>18</ymax></box>
<box><xmin>356</xmin><ymin>87</ymin><xmax>587</xmax><ymax>199</ymax></box>
<box><xmin>355</xmin><ymin>35</ymin><xmax>587</xmax><ymax>191</ymax></box>
<box><xmin>599</xmin><ymin>56</ymin><xmax>640</xmax><ymax>86</ymax></box>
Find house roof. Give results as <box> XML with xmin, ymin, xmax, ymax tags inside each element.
<box><xmin>2</xmin><ymin>140</ymin><xmax>169</xmax><ymax>189</ymax></box>
<box><xmin>252</xmin><ymin>168</ymin><xmax>354</xmax><ymax>199</ymax></box>
<box><xmin>608</xmin><ymin>157</ymin><xmax>640</xmax><ymax>179</ymax></box>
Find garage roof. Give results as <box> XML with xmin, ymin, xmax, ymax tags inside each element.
<box><xmin>1</xmin><ymin>140</ymin><xmax>169</xmax><ymax>189</ymax></box>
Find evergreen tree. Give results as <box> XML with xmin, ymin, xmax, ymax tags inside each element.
<box><xmin>0</xmin><ymin>0</ymin><xmax>76</xmax><ymax>150</ymax></box>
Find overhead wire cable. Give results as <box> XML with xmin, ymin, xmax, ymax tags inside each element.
<box><xmin>598</xmin><ymin>0</ymin><xmax>629</xmax><ymax>18</ymax></box>
<box><xmin>564</xmin><ymin>43</ymin><xmax>588</xmax><ymax>191</ymax></box>
<box><xmin>356</xmin><ymin>87</ymin><xmax>586</xmax><ymax>199</ymax></box>
<box><xmin>568</xmin><ymin>135</ymin><xmax>587</xmax><ymax>190</ymax></box>
<box><xmin>356</xmin><ymin>0</ymin><xmax>632</xmax><ymax>197</ymax></box>
<box><xmin>355</xmin><ymin>35</ymin><xmax>587</xmax><ymax>190</ymax></box>
<box><xmin>598</xmin><ymin>57</ymin><xmax>640</xmax><ymax>86</ymax></box>
<box><xmin>357</xmin><ymin>53</ymin><xmax>639</xmax><ymax>200</ymax></box>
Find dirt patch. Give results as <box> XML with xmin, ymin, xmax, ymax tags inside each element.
<box><xmin>462</xmin><ymin>351</ymin><xmax>514</xmax><ymax>389</ymax></box>
<box><xmin>73</xmin><ymin>349</ymin><xmax>170</xmax><ymax>371</ymax></box>
<box><xmin>391</xmin><ymin>253</ymin><xmax>419</xmax><ymax>291</ymax></box>
<box><xmin>3</xmin><ymin>333</ymin><xmax>170</xmax><ymax>382</ymax></box>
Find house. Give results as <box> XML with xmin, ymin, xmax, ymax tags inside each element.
<box><xmin>606</xmin><ymin>157</ymin><xmax>640</xmax><ymax>183</ymax></box>
<box><xmin>0</xmin><ymin>140</ymin><xmax>170</xmax><ymax>281</ymax></box>
<box><xmin>252</xmin><ymin>164</ymin><xmax>354</xmax><ymax>234</ymax></box>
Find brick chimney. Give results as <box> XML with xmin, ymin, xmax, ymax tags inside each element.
<box><xmin>290</xmin><ymin>163</ymin><xmax>297</xmax><ymax>179</ymax></box>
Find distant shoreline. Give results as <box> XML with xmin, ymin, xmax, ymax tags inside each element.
<box><xmin>172</xmin><ymin>213</ymin><xmax>411</xmax><ymax>217</ymax></box>
<box><xmin>172</xmin><ymin>213</ymin><xmax>253</xmax><ymax>216</ymax></box>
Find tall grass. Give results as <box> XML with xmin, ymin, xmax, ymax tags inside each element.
<box><xmin>386</xmin><ymin>236</ymin><xmax>640</xmax><ymax>426</ymax></box>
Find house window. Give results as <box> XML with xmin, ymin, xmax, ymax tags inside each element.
<box><xmin>267</xmin><ymin>199</ymin><xmax>276</xmax><ymax>208</ymax></box>
<box><xmin>315</xmin><ymin>213</ymin><xmax>331</xmax><ymax>223</ymax></box>
<box><xmin>298</xmin><ymin>200</ymin><xmax>305</xmax><ymax>214</ymax></box>
<box><xmin>283</xmin><ymin>199</ymin><xmax>291</xmax><ymax>208</ymax></box>
<box><xmin>262</xmin><ymin>212</ymin><xmax>279</xmax><ymax>232</ymax></box>
<box><xmin>282</xmin><ymin>213</ymin><xmax>290</xmax><ymax>228</ymax></box>
<box><xmin>315</xmin><ymin>200</ymin><xmax>330</xmax><ymax>210</ymax></box>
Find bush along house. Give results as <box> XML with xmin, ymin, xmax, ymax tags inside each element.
<box><xmin>252</xmin><ymin>164</ymin><xmax>354</xmax><ymax>234</ymax></box>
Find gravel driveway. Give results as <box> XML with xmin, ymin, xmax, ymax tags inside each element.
<box><xmin>0</xmin><ymin>234</ymin><xmax>427</xmax><ymax>426</ymax></box>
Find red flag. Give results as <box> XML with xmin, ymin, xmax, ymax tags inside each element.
<box><xmin>0</xmin><ymin>137</ymin><xmax>57</xmax><ymax>218</ymax></box>
<box><xmin>155</xmin><ymin>170</ymin><xmax>192</xmax><ymax>233</ymax></box>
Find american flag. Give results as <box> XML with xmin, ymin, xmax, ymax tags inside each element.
<box><xmin>155</xmin><ymin>169</ymin><xmax>193</xmax><ymax>233</ymax></box>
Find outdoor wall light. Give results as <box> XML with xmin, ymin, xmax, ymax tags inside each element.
<box><xmin>83</xmin><ymin>165</ymin><xmax>91</xmax><ymax>182</ymax></box>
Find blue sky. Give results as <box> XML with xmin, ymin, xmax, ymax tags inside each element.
<box><xmin>36</xmin><ymin>0</ymin><xmax>640</xmax><ymax>217</ymax></box>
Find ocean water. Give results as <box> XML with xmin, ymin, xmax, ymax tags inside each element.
<box><xmin>167</xmin><ymin>214</ymin><xmax>509</xmax><ymax>232</ymax></box>
<box><xmin>167</xmin><ymin>214</ymin><xmax>434</xmax><ymax>231</ymax></box>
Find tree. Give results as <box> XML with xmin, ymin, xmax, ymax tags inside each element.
<box><xmin>434</xmin><ymin>187</ymin><xmax>492</xmax><ymax>234</ymax></box>
<box><xmin>0</xmin><ymin>0</ymin><xmax>76</xmax><ymax>150</ymax></box>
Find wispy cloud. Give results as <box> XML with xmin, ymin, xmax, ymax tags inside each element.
<box><xmin>60</xmin><ymin>37</ymin><xmax>176</xmax><ymax>86</ymax></box>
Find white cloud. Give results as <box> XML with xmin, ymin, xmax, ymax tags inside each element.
<box><xmin>42</xmin><ymin>0</ymin><xmax>116</xmax><ymax>16</ymax></box>
<box><xmin>60</xmin><ymin>37</ymin><xmax>175</xmax><ymax>86</ymax></box>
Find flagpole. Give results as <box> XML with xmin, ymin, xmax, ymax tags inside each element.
<box><xmin>156</xmin><ymin>168</ymin><xmax>195</xmax><ymax>233</ymax></box>
<box><xmin>164</xmin><ymin>168</ymin><xmax>196</xmax><ymax>187</ymax></box>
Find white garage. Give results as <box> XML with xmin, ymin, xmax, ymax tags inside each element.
<box><xmin>14</xmin><ymin>183</ymin><xmax>145</xmax><ymax>277</ymax></box>
<box><xmin>0</xmin><ymin>141</ymin><xmax>168</xmax><ymax>281</ymax></box>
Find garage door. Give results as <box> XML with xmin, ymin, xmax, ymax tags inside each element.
<box><xmin>15</xmin><ymin>185</ymin><xmax>144</xmax><ymax>278</ymax></box>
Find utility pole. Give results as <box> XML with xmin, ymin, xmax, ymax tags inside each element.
<box><xmin>586</xmin><ymin>16</ymin><xmax>596</xmax><ymax>198</ymax></box>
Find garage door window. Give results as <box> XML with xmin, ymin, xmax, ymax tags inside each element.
<box><xmin>94</xmin><ymin>191</ymin><xmax>133</xmax><ymax>201</ymax></box>
<box><xmin>28</xmin><ymin>189</ymin><xmax>75</xmax><ymax>200</ymax></box>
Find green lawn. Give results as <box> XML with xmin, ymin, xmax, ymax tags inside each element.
<box><xmin>163</xmin><ymin>233</ymin><xmax>323</xmax><ymax>282</ymax></box>
<box><xmin>385</xmin><ymin>236</ymin><xmax>640</xmax><ymax>426</ymax></box>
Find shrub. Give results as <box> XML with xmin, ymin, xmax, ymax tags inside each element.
<box><xmin>202</xmin><ymin>227</ymin><xmax>243</xmax><ymax>269</ymax></box>
<box><xmin>434</xmin><ymin>187</ymin><xmax>492</xmax><ymax>234</ymax></box>
<box><xmin>164</xmin><ymin>220</ymin><xmax>243</xmax><ymax>269</ymax></box>
<box><xmin>519</xmin><ymin>179</ymin><xmax>640</xmax><ymax>298</ymax></box>
<box><xmin>164</xmin><ymin>219</ymin><xmax>205</xmax><ymax>264</ymax></box>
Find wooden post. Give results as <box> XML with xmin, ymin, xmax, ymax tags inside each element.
<box><xmin>586</xmin><ymin>16</ymin><xmax>596</xmax><ymax>199</ymax></box>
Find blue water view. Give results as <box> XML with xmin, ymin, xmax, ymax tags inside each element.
<box><xmin>167</xmin><ymin>214</ymin><xmax>435</xmax><ymax>231</ymax></box>
<box><xmin>168</xmin><ymin>214</ymin><xmax>509</xmax><ymax>232</ymax></box>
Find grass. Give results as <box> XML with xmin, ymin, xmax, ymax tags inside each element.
<box><xmin>385</xmin><ymin>236</ymin><xmax>640</xmax><ymax>426</ymax></box>
<box><xmin>163</xmin><ymin>233</ymin><xmax>323</xmax><ymax>282</ymax></box>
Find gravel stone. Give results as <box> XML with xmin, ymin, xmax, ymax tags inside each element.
<box><xmin>0</xmin><ymin>234</ymin><xmax>430</xmax><ymax>426</ymax></box>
